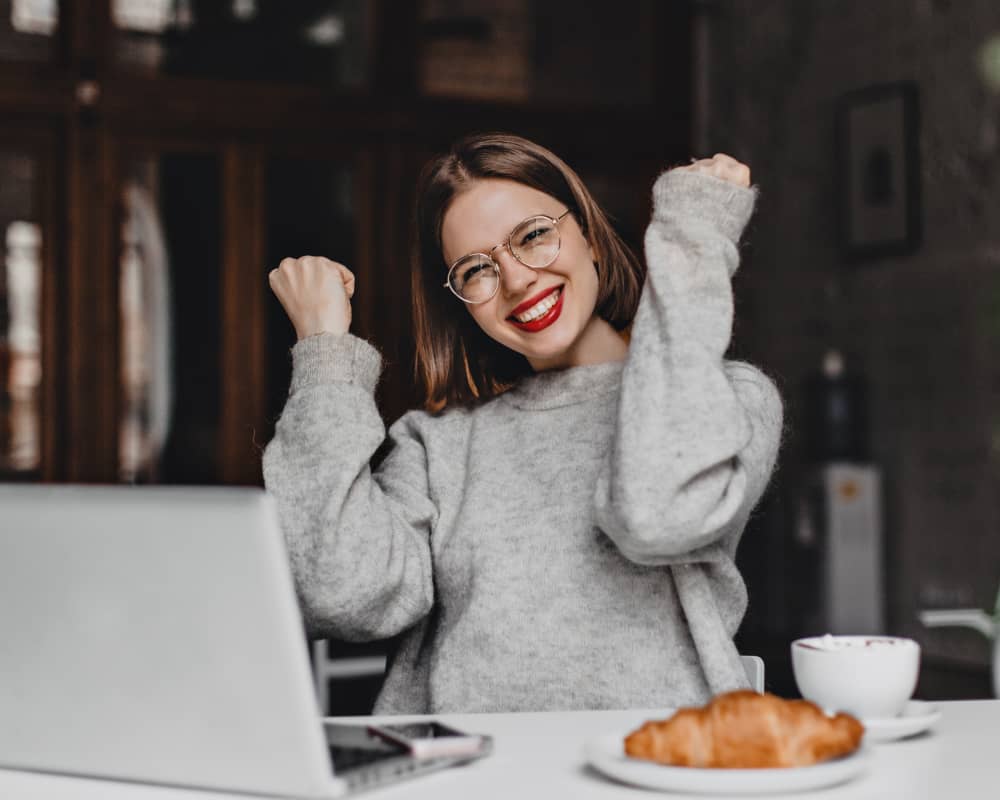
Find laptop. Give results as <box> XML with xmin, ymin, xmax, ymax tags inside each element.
<box><xmin>0</xmin><ymin>484</ymin><xmax>489</xmax><ymax>797</ymax></box>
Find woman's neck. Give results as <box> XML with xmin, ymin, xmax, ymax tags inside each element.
<box><xmin>528</xmin><ymin>315</ymin><xmax>629</xmax><ymax>372</ymax></box>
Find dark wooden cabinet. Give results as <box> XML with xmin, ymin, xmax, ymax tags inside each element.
<box><xmin>0</xmin><ymin>0</ymin><xmax>693</xmax><ymax>485</ymax></box>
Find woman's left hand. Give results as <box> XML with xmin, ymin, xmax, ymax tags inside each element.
<box><xmin>679</xmin><ymin>153</ymin><xmax>751</xmax><ymax>187</ymax></box>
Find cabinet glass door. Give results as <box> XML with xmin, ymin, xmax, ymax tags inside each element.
<box><xmin>118</xmin><ymin>150</ymin><xmax>222</xmax><ymax>483</ymax></box>
<box><xmin>0</xmin><ymin>0</ymin><xmax>58</xmax><ymax>63</ymax></box>
<box><xmin>0</xmin><ymin>146</ymin><xmax>47</xmax><ymax>478</ymax></box>
<box><xmin>111</xmin><ymin>0</ymin><xmax>371</xmax><ymax>89</ymax></box>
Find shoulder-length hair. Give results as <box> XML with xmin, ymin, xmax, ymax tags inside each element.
<box><xmin>411</xmin><ymin>132</ymin><xmax>645</xmax><ymax>412</ymax></box>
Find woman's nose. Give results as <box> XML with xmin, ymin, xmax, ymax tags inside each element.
<box><xmin>497</xmin><ymin>249</ymin><xmax>537</xmax><ymax>297</ymax></box>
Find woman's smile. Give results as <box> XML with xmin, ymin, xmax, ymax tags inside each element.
<box><xmin>508</xmin><ymin>285</ymin><xmax>564</xmax><ymax>331</ymax></box>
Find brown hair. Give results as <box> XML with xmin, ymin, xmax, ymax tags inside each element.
<box><xmin>411</xmin><ymin>132</ymin><xmax>645</xmax><ymax>412</ymax></box>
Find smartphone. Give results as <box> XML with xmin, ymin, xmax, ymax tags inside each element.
<box><xmin>366</xmin><ymin>721</ymin><xmax>490</xmax><ymax>760</ymax></box>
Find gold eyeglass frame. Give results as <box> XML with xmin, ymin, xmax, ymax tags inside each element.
<box><xmin>442</xmin><ymin>209</ymin><xmax>572</xmax><ymax>304</ymax></box>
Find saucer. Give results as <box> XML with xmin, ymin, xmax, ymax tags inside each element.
<box><xmin>861</xmin><ymin>700</ymin><xmax>941</xmax><ymax>742</ymax></box>
<box><xmin>585</xmin><ymin>733</ymin><xmax>871</xmax><ymax>795</ymax></box>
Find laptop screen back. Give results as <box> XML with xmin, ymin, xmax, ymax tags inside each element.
<box><xmin>0</xmin><ymin>484</ymin><xmax>336</xmax><ymax>796</ymax></box>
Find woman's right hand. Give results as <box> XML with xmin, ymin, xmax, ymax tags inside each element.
<box><xmin>268</xmin><ymin>256</ymin><xmax>355</xmax><ymax>340</ymax></box>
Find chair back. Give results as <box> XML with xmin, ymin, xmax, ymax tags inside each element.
<box><xmin>741</xmin><ymin>654</ymin><xmax>765</xmax><ymax>692</ymax></box>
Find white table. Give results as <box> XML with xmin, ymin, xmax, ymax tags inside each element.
<box><xmin>0</xmin><ymin>700</ymin><xmax>996</xmax><ymax>799</ymax></box>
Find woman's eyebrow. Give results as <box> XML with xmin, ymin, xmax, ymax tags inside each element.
<box><xmin>446</xmin><ymin>209</ymin><xmax>559</xmax><ymax>266</ymax></box>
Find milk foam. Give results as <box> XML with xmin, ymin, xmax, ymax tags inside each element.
<box><xmin>811</xmin><ymin>634</ymin><xmax>904</xmax><ymax>651</ymax></box>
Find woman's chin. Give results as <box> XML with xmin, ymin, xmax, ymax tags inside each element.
<box><xmin>497</xmin><ymin>313</ymin><xmax>586</xmax><ymax>367</ymax></box>
<box><xmin>521</xmin><ymin>340</ymin><xmax>579</xmax><ymax>370</ymax></box>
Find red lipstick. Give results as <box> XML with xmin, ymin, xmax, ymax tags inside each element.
<box><xmin>508</xmin><ymin>286</ymin><xmax>562</xmax><ymax>318</ymax></box>
<box><xmin>508</xmin><ymin>286</ymin><xmax>565</xmax><ymax>333</ymax></box>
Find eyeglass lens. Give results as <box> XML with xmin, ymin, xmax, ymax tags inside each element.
<box><xmin>450</xmin><ymin>216</ymin><xmax>561</xmax><ymax>302</ymax></box>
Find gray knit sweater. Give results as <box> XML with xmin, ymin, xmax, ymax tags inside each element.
<box><xmin>262</xmin><ymin>169</ymin><xmax>783</xmax><ymax>714</ymax></box>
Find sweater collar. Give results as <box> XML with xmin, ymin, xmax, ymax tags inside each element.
<box><xmin>500</xmin><ymin>358</ymin><xmax>625</xmax><ymax>410</ymax></box>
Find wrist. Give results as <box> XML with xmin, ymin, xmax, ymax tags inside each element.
<box><xmin>652</xmin><ymin>169</ymin><xmax>758</xmax><ymax>243</ymax></box>
<box><xmin>296</xmin><ymin>325</ymin><xmax>348</xmax><ymax>341</ymax></box>
<box><xmin>294</xmin><ymin>313</ymin><xmax>350</xmax><ymax>341</ymax></box>
<box><xmin>290</xmin><ymin>332</ymin><xmax>381</xmax><ymax>394</ymax></box>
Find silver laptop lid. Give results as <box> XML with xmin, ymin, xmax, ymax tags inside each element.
<box><xmin>0</xmin><ymin>484</ymin><xmax>339</xmax><ymax>796</ymax></box>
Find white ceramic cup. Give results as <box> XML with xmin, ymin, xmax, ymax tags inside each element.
<box><xmin>791</xmin><ymin>635</ymin><xmax>921</xmax><ymax>719</ymax></box>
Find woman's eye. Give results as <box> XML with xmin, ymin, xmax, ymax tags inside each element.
<box><xmin>519</xmin><ymin>226</ymin><xmax>551</xmax><ymax>246</ymax></box>
<box><xmin>461</xmin><ymin>263</ymin><xmax>485</xmax><ymax>282</ymax></box>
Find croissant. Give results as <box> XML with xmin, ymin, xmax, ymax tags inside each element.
<box><xmin>624</xmin><ymin>690</ymin><xmax>864</xmax><ymax>769</ymax></box>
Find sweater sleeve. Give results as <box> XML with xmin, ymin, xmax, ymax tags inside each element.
<box><xmin>593</xmin><ymin>169</ymin><xmax>783</xmax><ymax>566</ymax></box>
<box><xmin>262</xmin><ymin>332</ymin><xmax>435</xmax><ymax>640</ymax></box>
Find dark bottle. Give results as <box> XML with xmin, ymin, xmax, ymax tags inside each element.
<box><xmin>802</xmin><ymin>350</ymin><xmax>869</xmax><ymax>463</ymax></box>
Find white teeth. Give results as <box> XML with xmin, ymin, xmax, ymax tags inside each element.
<box><xmin>514</xmin><ymin>288</ymin><xmax>561</xmax><ymax>323</ymax></box>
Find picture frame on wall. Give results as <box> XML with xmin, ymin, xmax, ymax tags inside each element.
<box><xmin>837</xmin><ymin>81</ymin><xmax>922</xmax><ymax>261</ymax></box>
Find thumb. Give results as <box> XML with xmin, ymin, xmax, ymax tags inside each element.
<box><xmin>334</xmin><ymin>263</ymin><xmax>356</xmax><ymax>299</ymax></box>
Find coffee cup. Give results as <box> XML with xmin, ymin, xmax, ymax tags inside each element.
<box><xmin>791</xmin><ymin>634</ymin><xmax>920</xmax><ymax>720</ymax></box>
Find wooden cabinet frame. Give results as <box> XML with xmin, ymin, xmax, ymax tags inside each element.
<box><xmin>0</xmin><ymin>0</ymin><xmax>692</xmax><ymax>484</ymax></box>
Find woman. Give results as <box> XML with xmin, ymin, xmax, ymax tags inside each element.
<box><xmin>264</xmin><ymin>133</ymin><xmax>783</xmax><ymax>714</ymax></box>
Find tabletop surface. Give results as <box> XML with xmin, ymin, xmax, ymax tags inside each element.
<box><xmin>0</xmin><ymin>699</ymin><xmax>996</xmax><ymax>799</ymax></box>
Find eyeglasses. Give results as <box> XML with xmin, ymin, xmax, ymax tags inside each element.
<box><xmin>442</xmin><ymin>210</ymin><xmax>572</xmax><ymax>304</ymax></box>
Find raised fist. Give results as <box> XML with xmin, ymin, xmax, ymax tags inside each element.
<box><xmin>680</xmin><ymin>153</ymin><xmax>751</xmax><ymax>187</ymax></box>
<box><xmin>268</xmin><ymin>256</ymin><xmax>355</xmax><ymax>340</ymax></box>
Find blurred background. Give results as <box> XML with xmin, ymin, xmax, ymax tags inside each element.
<box><xmin>1</xmin><ymin>0</ymin><xmax>998</xmax><ymax>713</ymax></box>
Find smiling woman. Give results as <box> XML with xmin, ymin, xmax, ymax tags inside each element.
<box><xmin>263</xmin><ymin>132</ymin><xmax>783</xmax><ymax>716</ymax></box>
<box><xmin>439</xmin><ymin>178</ymin><xmax>626</xmax><ymax>373</ymax></box>
<box><xmin>411</xmin><ymin>134</ymin><xmax>646</xmax><ymax>405</ymax></box>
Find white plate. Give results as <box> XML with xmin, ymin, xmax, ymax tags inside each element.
<box><xmin>585</xmin><ymin>733</ymin><xmax>870</xmax><ymax>795</ymax></box>
<box><xmin>861</xmin><ymin>700</ymin><xmax>941</xmax><ymax>743</ymax></box>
